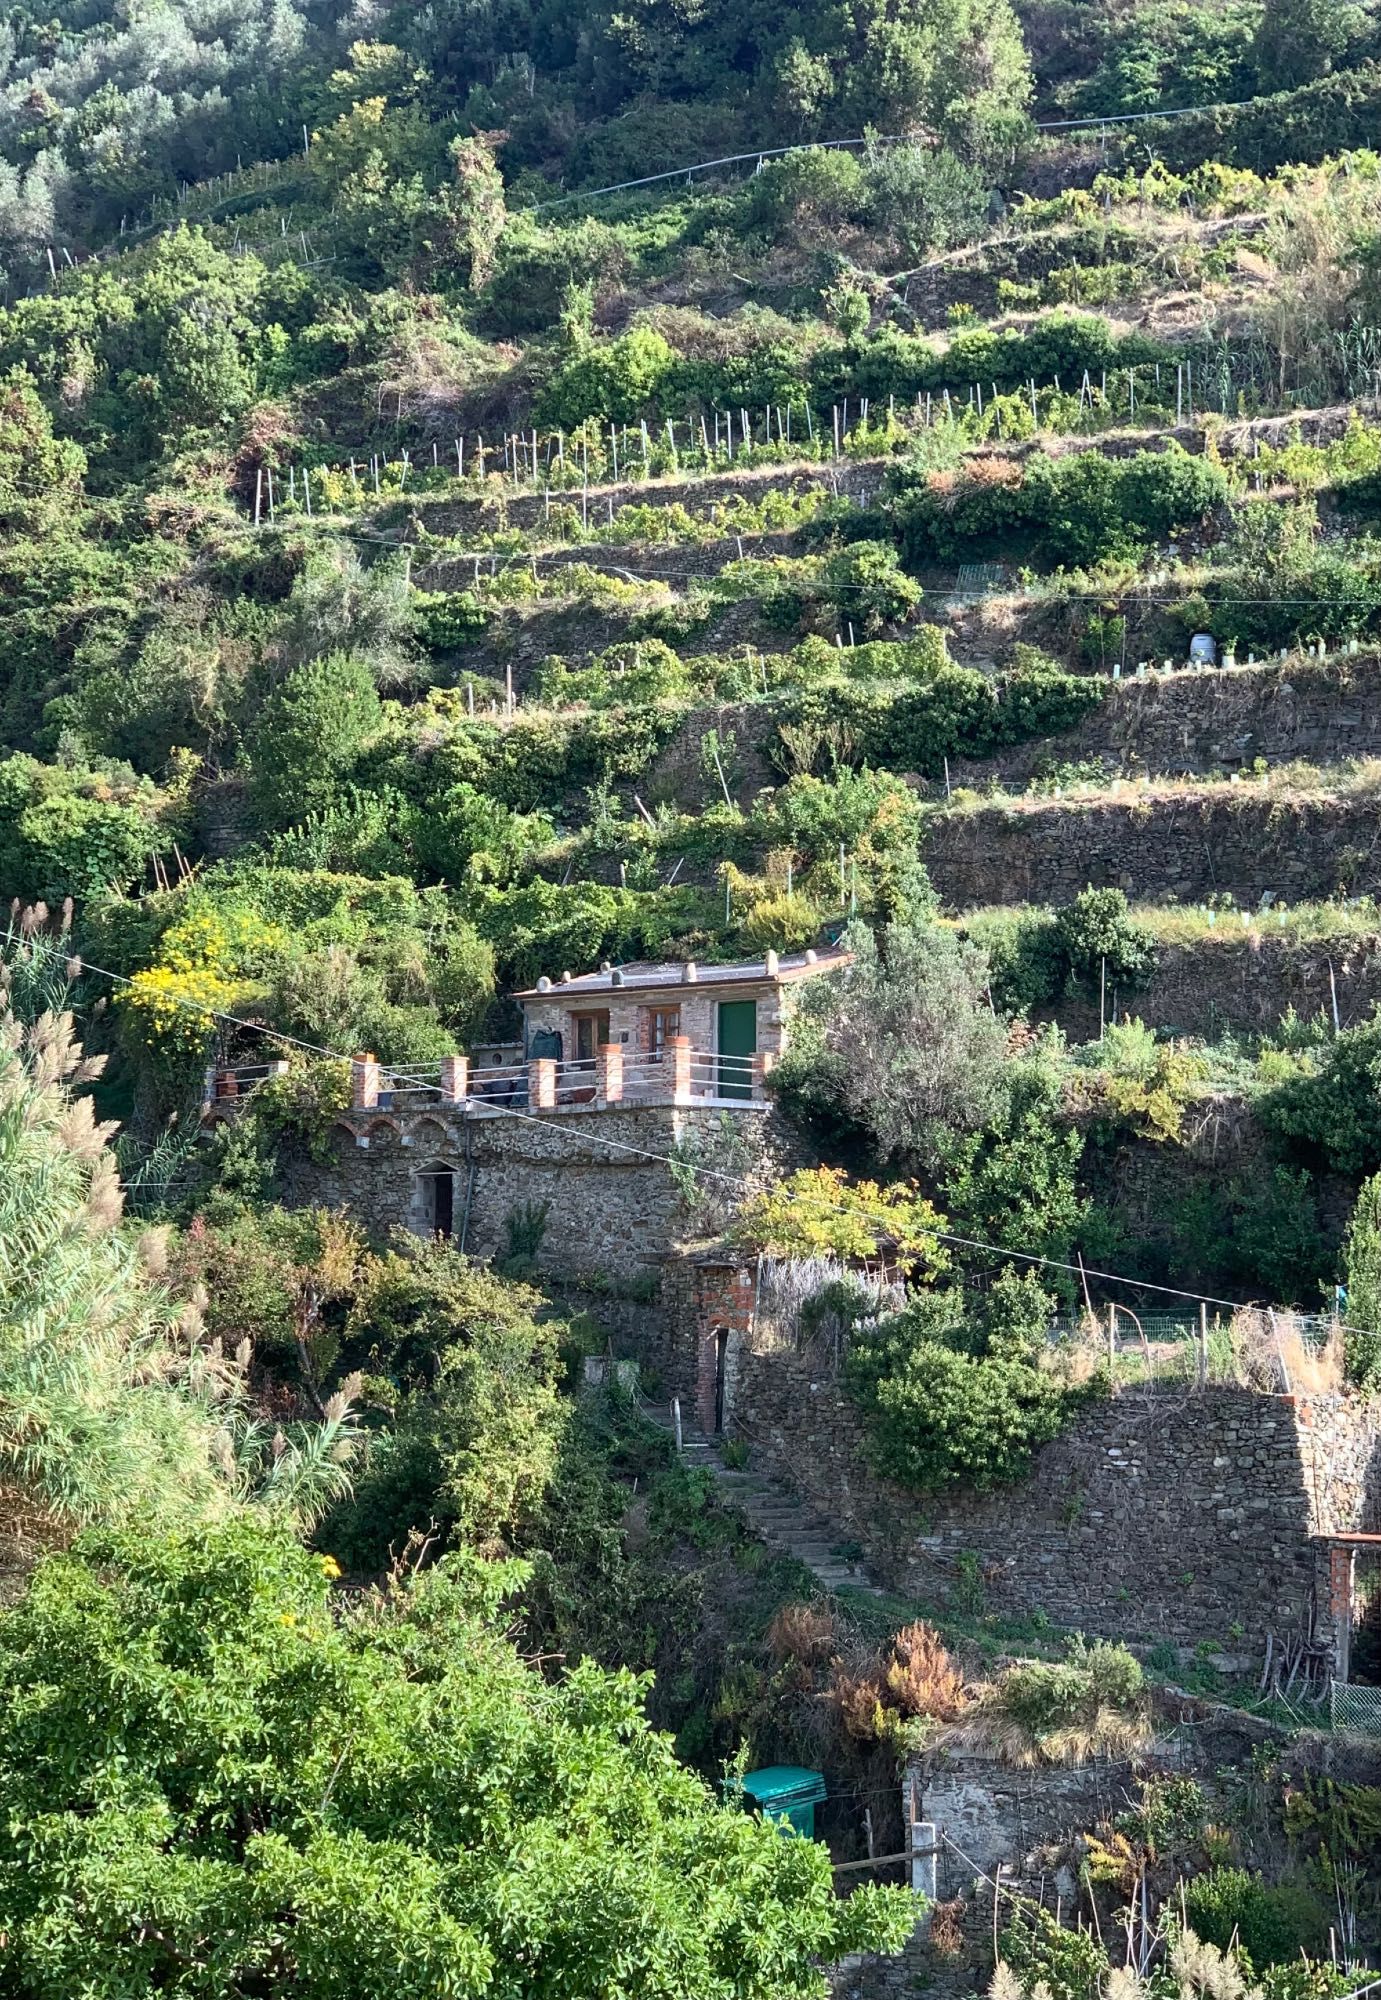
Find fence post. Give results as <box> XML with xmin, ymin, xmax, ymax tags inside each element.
<box><xmin>530</xmin><ymin>1057</ymin><xmax>557</xmax><ymax>1110</ymax></box>
<box><xmin>913</xmin><ymin>1820</ymin><xmax>938</xmax><ymax>1900</ymax></box>
<box><xmin>596</xmin><ymin>1041</ymin><xmax>623</xmax><ymax>1106</ymax></box>
<box><xmin>668</xmin><ymin>1033</ymin><xmax>693</xmax><ymax>1106</ymax></box>
<box><xmin>1198</xmin><ymin>1302</ymin><xmax>1209</xmax><ymax>1389</ymax></box>
<box><xmin>440</xmin><ymin>1053</ymin><xmax>469</xmax><ymax>1105</ymax></box>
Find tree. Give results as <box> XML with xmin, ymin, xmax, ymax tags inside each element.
<box><xmin>1253</xmin><ymin>0</ymin><xmax>1373</xmax><ymax>92</ymax></box>
<box><xmin>938</xmin><ymin>1058</ymin><xmax>1087</xmax><ymax>1268</ymax></box>
<box><xmin>0</xmin><ymin>368</ymin><xmax>85</xmax><ymax>525</ymax></box>
<box><xmin>0</xmin><ymin>1004</ymin><xmax>361</xmax><ymax>1540</ymax></box>
<box><xmin>777</xmin><ymin>919</ymin><xmax>1010</xmax><ymax>1170</ymax></box>
<box><xmin>734</xmin><ymin>1164</ymin><xmax>951</xmax><ymax>1278</ymax></box>
<box><xmin>326</xmin><ymin>1246</ymin><xmax>570</xmax><ymax>1564</ymax></box>
<box><xmin>1342</xmin><ymin>1171</ymin><xmax>1381</xmax><ymax>1386</ymax></box>
<box><xmin>247</xmin><ymin>653</ymin><xmax>383</xmax><ymax>832</ymax></box>
<box><xmin>0</xmin><ymin>1517</ymin><xmax>915</xmax><ymax>1996</ymax></box>
<box><xmin>446</xmin><ymin>134</ymin><xmax>508</xmax><ymax>291</ymax></box>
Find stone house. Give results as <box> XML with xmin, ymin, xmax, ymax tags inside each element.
<box><xmin>204</xmin><ymin>947</ymin><xmax>844</xmax><ymax>1280</ymax></box>
<box><xmin>511</xmin><ymin>944</ymin><xmax>851</xmax><ymax>1105</ymax></box>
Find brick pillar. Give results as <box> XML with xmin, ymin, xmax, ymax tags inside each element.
<box><xmin>1330</xmin><ymin>1543</ymin><xmax>1356</xmax><ymax>1683</ymax></box>
<box><xmin>596</xmin><ymin>1041</ymin><xmax>623</xmax><ymax>1106</ymax></box>
<box><xmin>668</xmin><ymin>1033</ymin><xmax>693</xmax><ymax>1106</ymax></box>
<box><xmin>529</xmin><ymin>1057</ymin><xmax>557</xmax><ymax>1110</ymax></box>
<box><xmin>440</xmin><ymin>1053</ymin><xmax>468</xmax><ymax>1104</ymax></box>
<box><xmin>351</xmin><ymin>1052</ymin><xmax>379</xmax><ymax>1110</ymax></box>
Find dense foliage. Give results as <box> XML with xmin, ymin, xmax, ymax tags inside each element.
<box><xmin>0</xmin><ymin>1517</ymin><xmax>911</xmax><ymax>1997</ymax></box>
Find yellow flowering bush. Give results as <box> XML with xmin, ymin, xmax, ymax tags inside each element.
<box><xmin>733</xmin><ymin>1165</ymin><xmax>951</xmax><ymax>1279</ymax></box>
<box><xmin>119</xmin><ymin>902</ymin><xmax>288</xmax><ymax>1075</ymax></box>
<box><xmin>120</xmin><ymin>963</ymin><xmax>243</xmax><ymax>1069</ymax></box>
<box><xmin>158</xmin><ymin>903</ymin><xmax>290</xmax><ymax>977</ymax></box>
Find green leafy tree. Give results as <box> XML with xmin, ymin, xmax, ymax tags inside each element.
<box><xmin>1257</xmin><ymin>1013</ymin><xmax>1381</xmax><ymax>1174</ymax></box>
<box><xmin>939</xmin><ymin>1058</ymin><xmax>1088</xmax><ymax>1268</ymax></box>
<box><xmin>0</xmin><ymin>1517</ymin><xmax>914</xmax><ymax>1995</ymax></box>
<box><xmin>1342</xmin><ymin>1170</ymin><xmax>1381</xmax><ymax>1385</ymax></box>
<box><xmin>1253</xmin><ymin>0</ymin><xmax>1372</xmax><ymax>92</ymax></box>
<box><xmin>775</xmin><ymin>918</ymin><xmax>1010</xmax><ymax>1170</ymax></box>
<box><xmin>248</xmin><ymin>653</ymin><xmax>384</xmax><ymax>833</ymax></box>
<box><xmin>0</xmin><ymin>368</ymin><xmax>85</xmax><ymax>525</ymax></box>
<box><xmin>327</xmin><ymin>1246</ymin><xmax>570</xmax><ymax>1564</ymax></box>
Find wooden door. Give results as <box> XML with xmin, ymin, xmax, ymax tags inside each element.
<box><xmin>717</xmin><ymin>999</ymin><xmax>757</xmax><ymax>1100</ymax></box>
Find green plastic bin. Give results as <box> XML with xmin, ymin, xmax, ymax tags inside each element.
<box><xmin>734</xmin><ymin>1765</ymin><xmax>827</xmax><ymax>1838</ymax></box>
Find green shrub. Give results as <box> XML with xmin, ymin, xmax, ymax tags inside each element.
<box><xmin>999</xmin><ymin>1636</ymin><xmax>1143</xmax><ymax>1733</ymax></box>
<box><xmin>247</xmin><ymin>653</ymin><xmax>384</xmax><ymax>835</ymax></box>
<box><xmin>1182</xmin><ymin>1868</ymin><xmax>1325</xmax><ymax>1969</ymax></box>
<box><xmin>891</xmin><ymin>443</ymin><xmax>1226</xmax><ymax>570</ymax></box>
<box><xmin>410</xmin><ymin>590</ymin><xmax>488</xmax><ymax>650</ymax></box>
<box><xmin>1054</xmin><ymin>887</ymin><xmax>1157</xmax><ymax>991</ymax></box>
<box><xmin>1256</xmin><ymin>1012</ymin><xmax>1381</xmax><ymax>1173</ymax></box>
<box><xmin>1</xmin><ymin>790</ymin><xmax>155</xmax><ymax>902</ymax></box>
<box><xmin>845</xmin><ymin>1296</ymin><xmax>1083</xmax><ymax>1491</ymax></box>
<box><xmin>536</xmin><ymin>325</ymin><xmax>677</xmax><ymax>429</ymax></box>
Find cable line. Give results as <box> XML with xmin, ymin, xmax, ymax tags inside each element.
<box><xmin>14</xmin><ymin>931</ymin><xmax>1367</xmax><ymax>1331</ymax></box>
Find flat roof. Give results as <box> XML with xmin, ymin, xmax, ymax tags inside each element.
<box><xmin>515</xmin><ymin>946</ymin><xmax>851</xmax><ymax>1000</ymax></box>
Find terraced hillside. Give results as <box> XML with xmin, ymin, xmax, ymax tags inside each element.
<box><xmin>9</xmin><ymin>0</ymin><xmax>1381</xmax><ymax>1987</ymax></box>
<box><xmin>5</xmin><ymin>42</ymin><xmax>1381</xmax><ymax>1320</ymax></box>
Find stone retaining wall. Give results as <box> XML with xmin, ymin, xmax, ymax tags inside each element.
<box><xmin>728</xmin><ymin>1354</ymin><xmax>1381</xmax><ymax>1658</ymax></box>
<box><xmin>923</xmin><ymin>783</ymin><xmax>1381</xmax><ymax>910</ymax></box>
<box><xmin>277</xmin><ymin>1100</ymin><xmax>792</xmax><ymax>1282</ymax></box>
<box><xmin>946</xmin><ymin>653</ymin><xmax>1381</xmax><ymax>791</ymax></box>
<box><xmin>1046</xmin><ymin>929</ymin><xmax>1381</xmax><ymax>1041</ymax></box>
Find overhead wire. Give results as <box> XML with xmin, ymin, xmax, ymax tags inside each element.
<box><xmin>14</xmin><ymin>929</ymin><xmax>1371</xmax><ymax>1332</ymax></box>
<box><xmin>524</xmin><ymin>97</ymin><xmax>1269</xmax><ymax>212</ymax></box>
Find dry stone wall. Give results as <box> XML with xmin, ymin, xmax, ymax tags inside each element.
<box><xmin>728</xmin><ymin>1345</ymin><xmax>1381</xmax><ymax>1657</ymax></box>
<box><xmin>923</xmin><ymin>783</ymin><xmax>1381</xmax><ymax>910</ymax></box>
<box><xmin>946</xmin><ymin>653</ymin><xmax>1381</xmax><ymax>791</ymax></box>
<box><xmin>1048</xmin><ymin>928</ymin><xmax>1381</xmax><ymax>1041</ymax></box>
<box><xmin>277</xmin><ymin>1100</ymin><xmax>793</xmax><ymax>1282</ymax></box>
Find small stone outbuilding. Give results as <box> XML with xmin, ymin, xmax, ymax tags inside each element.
<box><xmin>515</xmin><ymin>945</ymin><xmax>851</xmax><ymax>1102</ymax></box>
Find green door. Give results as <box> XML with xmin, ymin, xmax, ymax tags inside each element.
<box><xmin>717</xmin><ymin>999</ymin><xmax>757</xmax><ymax>1100</ymax></box>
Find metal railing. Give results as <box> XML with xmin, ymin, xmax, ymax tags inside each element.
<box><xmin>685</xmin><ymin>1050</ymin><xmax>764</xmax><ymax>1101</ymax></box>
<box><xmin>466</xmin><ymin>1063</ymin><xmax>528</xmax><ymax>1108</ymax></box>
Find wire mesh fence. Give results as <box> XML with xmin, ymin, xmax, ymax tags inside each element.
<box><xmin>1331</xmin><ymin>1681</ymin><xmax>1381</xmax><ymax>1738</ymax></box>
<box><xmin>1049</xmin><ymin>1310</ymin><xmax>1340</xmax><ymax>1348</ymax></box>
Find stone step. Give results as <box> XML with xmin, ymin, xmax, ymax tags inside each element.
<box><xmin>639</xmin><ymin>1405</ymin><xmax>886</xmax><ymax>1597</ymax></box>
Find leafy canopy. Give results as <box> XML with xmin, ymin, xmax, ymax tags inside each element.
<box><xmin>0</xmin><ymin>1517</ymin><xmax>914</xmax><ymax>1998</ymax></box>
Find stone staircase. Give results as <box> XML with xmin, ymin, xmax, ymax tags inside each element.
<box><xmin>644</xmin><ymin>1402</ymin><xmax>882</xmax><ymax>1595</ymax></box>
